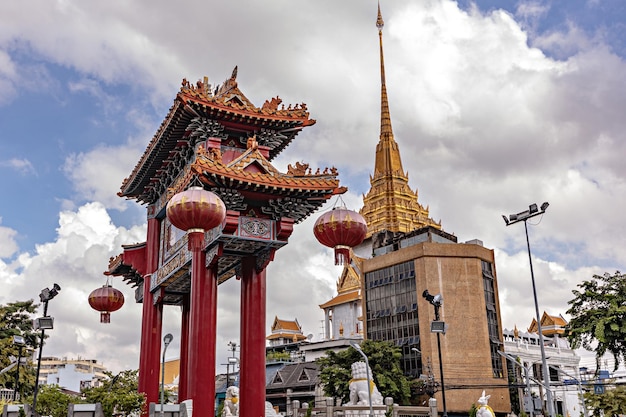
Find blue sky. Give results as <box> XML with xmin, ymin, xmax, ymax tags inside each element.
<box><xmin>1</xmin><ymin>0</ymin><xmax>625</xmax><ymax>373</ymax></box>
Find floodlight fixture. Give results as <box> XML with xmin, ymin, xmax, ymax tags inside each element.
<box><xmin>430</xmin><ymin>321</ymin><xmax>447</xmax><ymax>334</ymax></box>
<box><xmin>39</xmin><ymin>283</ymin><xmax>61</xmax><ymax>303</ymax></box>
<box><xmin>502</xmin><ymin>202</ymin><xmax>549</xmax><ymax>225</ymax></box>
<box><xmin>35</xmin><ymin>317</ymin><xmax>54</xmax><ymax>330</ymax></box>
<box><xmin>13</xmin><ymin>335</ymin><xmax>25</xmax><ymax>345</ymax></box>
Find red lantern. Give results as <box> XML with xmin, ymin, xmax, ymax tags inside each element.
<box><xmin>88</xmin><ymin>285</ymin><xmax>125</xmax><ymax>323</ymax></box>
<box><xmin>166</xmin><ymin>186</ymin><xmax>226</xmax><ymax>232</ymax></box>
<box><xmin>313</xmin><ymin>208</ymin><xmax>367</xmax><ymax>265</ymax></box>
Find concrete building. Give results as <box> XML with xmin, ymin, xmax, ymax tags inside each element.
<box><xmin>503</xmin><ymin>313</ymin><xmax>585</xmax><ymax>417</ymax></box>
<box><xmin>38</xmin><ymin>357</ymin><xmax>108</xmax><ymax>393</ymax></box>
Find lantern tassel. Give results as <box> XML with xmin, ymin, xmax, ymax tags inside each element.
<box><xmin>334</xmin><ymin>247</ymin><xmax>351</xmax><ymax>266</ymax></box>
<box><xmin>100</xmin><ymin>312</ymin><xmax>111</xmax><ymax>324</ymax></box>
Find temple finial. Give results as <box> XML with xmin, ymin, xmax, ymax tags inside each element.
<box><xmin>376</xmin><ymin>2</ymin><xmax>384</xmax><ymax>30</ymax></box>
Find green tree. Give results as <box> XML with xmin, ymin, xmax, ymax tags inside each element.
<box><xmin>81</xmin><ymin>370</ymin><xmax>145</xmax><ymax>417</ymax></box>
<box><xmin>25</xmin><ymin>384</ymin><xmax>79</xmax><ymax>417</ymax></box>
<box><xmin>0</xmin><ymin>300</ymin><xmax>40</xmax><ymax>398</ymax></box>
<box><xmin>584</xmin><ymin>385</ymin><xmax>626</xmax><ymax>417</ymax></box>
<box><xmin>565</xmin><ymin>271</ymin><xmax>626</xmax><ymax>371</ymax></box>
<box><xmin>316</xmin><ymin>340</ymin><xmax>411</xmax><ymax>405</ymax></box>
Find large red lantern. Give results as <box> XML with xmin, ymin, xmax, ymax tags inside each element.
<box><xmin>88</xmin><ymin>285</ymin><xmax>125</xmax><ymax>323</ymax></box>
<box><xmin>313</xmin><ymin>207</ymin><xmax>367</xmax><ymax>265</ymax></box>
<box><xmin>166</xmin><ymin>186</ymin><xmax>226</xmax><ymax>232</ymax></box>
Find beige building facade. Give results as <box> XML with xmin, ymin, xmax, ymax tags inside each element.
<box><xmin>359</xmin><ymin>231</ymin><xmax>510</xmax><ymax>413</ymax></box>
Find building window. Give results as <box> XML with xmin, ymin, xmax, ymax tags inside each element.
<box><xmin>365</xmin><ymin>261</ymin><xmax>420</xmax><ymax>377</ymax></box>
<box><xmin>482</xmin><ymin>260</ymin><xmax>503</xmax><ymax>378</ymax></box>
<box><xmin>549</xmin><ymin>365</ymin><xmax>560</xmax><ymax>382</ymax></box>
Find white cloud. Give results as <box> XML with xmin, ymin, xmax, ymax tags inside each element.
<box><xmin>63</xmin><ymin>141</ymin><xmax>145</xmax><ymax>211</ymax></box>
<box><xmin>0</xmin><ymin>219</ymin><xmax>19</xmax><ymax>259</ymax></box>
<box><xmin>0</xmin><ymin>203</ymin><xmax>146</xmax><ymax>372</ymax></box>
<box><xmin>0</xmin><ymin>158</ymin><xmax>36</xmax><ymax>176</ymax></box>
<box><xmin>0</xmin><ymin>0</ymin><xmax>624</xmax><ymax>372</ymax></box>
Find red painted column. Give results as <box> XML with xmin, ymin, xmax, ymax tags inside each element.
<box><xmin>186</xmin><ymin>232</ymin><xmax>217</xmax><ymax>413</ymax></box>
<box><xmin>239</xmin><ymin>256</ymin><xmax>267</xmax><ymax>417</ymax></box>
<box><xmin>178</xmin><ymin>293</ymin><xmax>190</xmax><ymax>400</ymax></box>
<box><xmin>138</xmin><ymin>214</ymin><xmax>162</xmax><ymax>412</ymax></box>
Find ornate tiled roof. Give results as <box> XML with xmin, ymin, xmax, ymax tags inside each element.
<box><xmin>267</xmin><ymin>317</ymin><xmax>307</xmax><ymax>341</ymax></box>
<box><xmin>192</xmin><ymin>141</ymin><xmax>344</xmax><ymax>195</ymax></box>
<box><xmin>319</xmin><ymin>290</ymin><xmax>361</xmax><ymax>309</ymax></box>
<box><xmin>270</xmin><ymin>316</ymin><xmax>302</xmax><ymax>332</ymax></box>
<box><xmin>119</xmin><ymin>67</ymin><xmax>322</xmax><ymax>204</ymax></box>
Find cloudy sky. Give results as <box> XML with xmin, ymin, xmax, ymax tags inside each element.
<box><xmin>1</xmin><ymin>0</ymin><xmax>625</xmax><ymax>374</ymax></box>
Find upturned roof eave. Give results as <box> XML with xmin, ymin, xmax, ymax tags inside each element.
<box><xmin>119</xmin><ymin>92</ymin><xmax>318</xmax><ymax>201</ymax></box>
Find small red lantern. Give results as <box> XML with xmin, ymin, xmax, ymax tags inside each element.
<box><xmin>166</xmin><ymin>186</ymin><xmax>226</xmax><ymax>232</ymax></box>
<box><xmin>88</xmin><ymin>285</ymin><xmax>125</xmax><ymax>323</ymax></box>
<box><xmin>313</xmin><ymin>207</ymin><xmax>367</xmax><ymax>265</ymax></box>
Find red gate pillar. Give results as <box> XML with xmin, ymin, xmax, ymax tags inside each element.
<box><xmin>186</xmin><ymin>232</ymin><xmax>218</xmax><ymax>412</ymax></box>
<box><xmin>239</xmin><ymin>256</ymin><xmax>269</xmax><ymax>417</ymax></box>
<box><xmin>178</xmin><ymin>294</ymin><xmax>190</xmax><ymax>400</ymax></box>
<box><xmin>138</xmin><ymin>215</ymin><xmax>162</xmax><ymax>411</ymax></box>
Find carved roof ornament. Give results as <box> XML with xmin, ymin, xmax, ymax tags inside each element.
<box><xmin>360</xmin><ymin>4</ymin><xmax>442</xmax><ymax>237</ymax></box>
<box><xmin>179</xmin><ymin>67</ymin><xmax>312</xmax><ymax>121</ymax></box>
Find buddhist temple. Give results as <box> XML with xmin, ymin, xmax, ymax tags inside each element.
<box><xmin>528</xmin><ymin>312</ymin><xmax>568</xmax><ymax>336</ymax></box>
<box><xmin>267</xmin><ymin>317</ymin><xmax>308</xmax><ymax>347</ymax></box>
<box><xmin>319</xmin><ymin>258</ymin><xmax>364</xmax><ymax>340</ymax></box>
<box><xmin>349</xmin><ymin>5</ymin><xmax>511</xmax><ymax>415</ymax></box>
<box><xmin>359</xmin><ymin>5</ymin><xmax>441</xmax><ymax>238</ymax></box>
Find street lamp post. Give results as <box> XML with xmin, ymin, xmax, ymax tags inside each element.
<box><xmin>12</xmin><ymin>335</ymin><xmax>25</xmax><ymax>401</ymax></box>
<box><xmin>350</xmin><ymin>342</ymin><xmax>373</xmax><ymax>417</ymax></box>
<box><xmin>503</xmin><ymin>202</ymin><xmax>554</xmax><ymax>417</ymax></box>
<box><xmin>225</xmin><ymin>357</ymin><xmax>238</xmax><ymax>388</ymax></box>
<box><xmin>227</xmin><ymin>341</ymin><xmax>238</xmax><ymax>388</ymax></box>
<box><xmin>422</xmin><ymin>290</ymin><xmax>447</xmax><ymax>417</ymax></box>
<box><xmin>498</xmin><ymin>352</ymin><xmax>535</xmax><ymax>417</ymax></box>
<box><xmin>161</xmin><ymin>333</ymin><xmax>173</xmax><ymax>417</ymax></box>
<box><xmin>32</xmin><ymin>283</ymin><xmax>60</xmax><ymax>417</ymax></box>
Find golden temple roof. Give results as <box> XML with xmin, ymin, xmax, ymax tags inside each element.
<box><xmin>528</xmin><ymin>312</ymin><xmax>568</xmax><ymax>336</ymax></box>
<box><xmin>267</xmin><ymin>316</ymin><xmax>307</xmax><ymax>341</ymax></box>
<box><xmin>360</xmin><ymin>5</ymin><xmax>441</xmax><ymax>237</ymax></box>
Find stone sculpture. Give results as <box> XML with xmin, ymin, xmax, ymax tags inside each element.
<box><xmin>221</xmin><ymin>386</ymin><xmax>281</xmax><ymax>417</ymax></box>
<box><xmin>222</xmin><ymin>386</ymin><xmax>239</xmax><ymax>417</ymax></box>
<box><xmin>476</xmin><ymin>390</ymin><xmax>495</xmax><ymax>417</ymax></box>
<box><xmin>345</xmin><ymin>361</ymin><xmax>384</xmax><ymax>415</ymax></box>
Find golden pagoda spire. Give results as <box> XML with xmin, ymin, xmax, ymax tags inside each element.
<box><xmin>360</xmin><ymin>3</ymin><xmax>442</xmax><ymax>237</ymax></box>
<box><xmin>377</xmin><ymin>3</ymin><xmax>393</xmax><ymax>140</ymax></box>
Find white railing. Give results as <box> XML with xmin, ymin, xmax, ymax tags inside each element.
<box><xmin>290</xmin><ymin>397</ymin><xmax>436</xmax><ymax>417</ymax></box>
